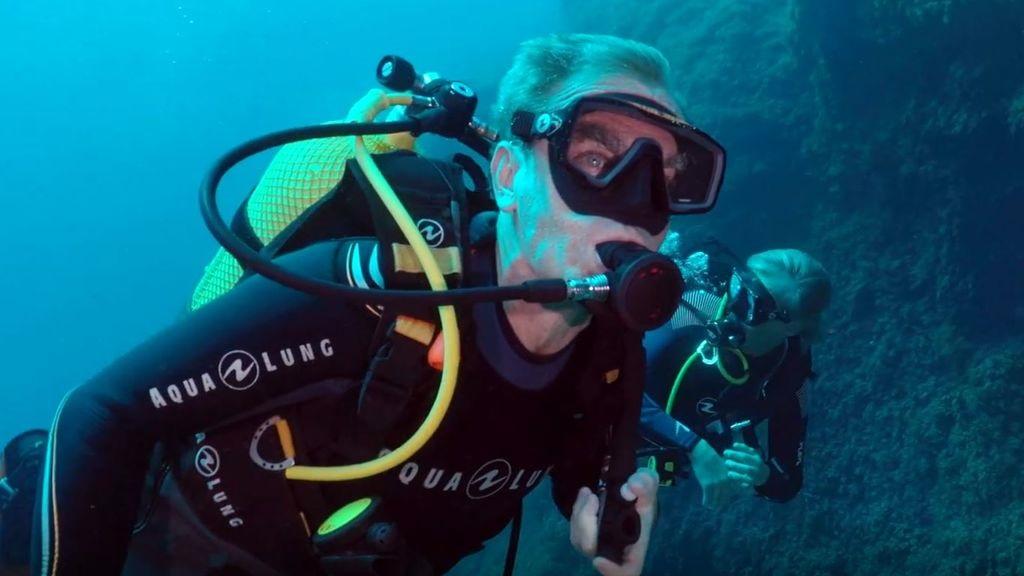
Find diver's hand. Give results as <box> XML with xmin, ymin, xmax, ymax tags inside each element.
<box><xmin>723</xmin><ymin>443</ymin><xmax>770</xmax><ymax>487</ymax></box>
<box><xmin>690</xmin><ymin>439</ymin><xmax>752</xmax><ymax>510</ymax></box>
<box><xmin>570</xmin><ymin>469</ymin><xmax>658</xmax><ymax>576</ymax></box>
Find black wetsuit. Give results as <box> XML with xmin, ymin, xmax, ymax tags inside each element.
<box><xmin>32</xmin><ymin>240</ymin><xmax>612</xmax><ymax>576</ymax></box>
<box><xmin>638</xmin><ymin>304</ymin><xmax>811</xmax><ymax>502</ymax></box>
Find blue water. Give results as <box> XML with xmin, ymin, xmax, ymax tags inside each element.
<box><xmin>0</xmin><ymin>1</ymin><xmax>563</xmax><ymax>443</ymax></box>
<box><xmin>4</xmin><ymin>3</ymin><xmax>1024</xmax><ymax>575</ymax></box>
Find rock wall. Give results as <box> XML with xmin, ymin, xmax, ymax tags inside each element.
<box><xmin>454</xmin><ymin>2</ymin><xmax>1024</xmax><ymax>574</ymax></box>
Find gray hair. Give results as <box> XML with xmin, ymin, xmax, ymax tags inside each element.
<box><xmin>492</xmin><ymin>33</ymin><xmax>673</xmax><ymax>141</ymax></box>
<box><xmin>748</xmin><ymin>249</ymin><xmax>833</xmax><ymax>342</ymax></box>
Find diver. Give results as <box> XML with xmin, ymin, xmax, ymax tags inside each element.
<box><xmin>639</xmin><ymin>234</ymin><xmax>831</xmax><ymax>509</ymax></box>
<box><xmin>21</xmin><ymin>33</ymin><xmax>729</xmax><ymax>576</ymax></box>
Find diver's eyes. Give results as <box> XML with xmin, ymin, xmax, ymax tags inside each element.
<box><xmin>569</xmin><ymin>144</ymin><xmax>618</xmax><ymax>178</ymax></box>
<box><xmin>577</xmin><ymin>151</ymin><xmax>606</xmax><ymax>171</ymax></box>
<box><xmin>664</xmin><ymin>153</ymin><xmax>690</xmax><ymax>185</ymax></box>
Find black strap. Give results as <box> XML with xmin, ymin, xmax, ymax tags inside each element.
<box><xmin>452</xmin><ymin>153</ymin><xmax>496</xmax><ymax>216</ymax></box>
<box><xmin>502</xmin><ymin>502</ymin><xmax>523</xmax><ymax>576</ymax></box>
<box><xmin>350</xmin><ymin>152</ymin><xmax>467</xmax><ymax>291</ymax></box>
<box><xmin>357</xmin><ymin>315</ymin><xmax>437</xmax><ymax>448</ymax></box>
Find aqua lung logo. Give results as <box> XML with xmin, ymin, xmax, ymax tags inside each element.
<box><xmin>533</xmin><ymin>113</ymin><xmax>562</xmax><ymax>137</ymax></box>
<box><xmin>218</xmin><ymin>350</ymin><xmax>259</xmax><ymax>391</ymax></box>
<box><xmin>697</xmin><ymin>397</ymin><xmax>718</xmax><ymax>415</ymax></box>
<box><xmin>396</xmin><ymin>458</ymin><xmax>549</xmax><ymax>500</ymax></box>
<box><xmin>195</xmin><ymin>445</ymin><xmax>220</xmax><ymax>478</ymax></box>
<box><xmin>416</xmin><ymin>218</ymin><xmax>445</xmax><ymax>248</ymax></box>
<box><xmin>147</xmin><ymin>338</ymin><xmax>335</xmax><ymax>409</ymax></box>
<box><xmin>450</xmin><ymin>82</ymin><xmax>474</xmax><ymax>98</ymax></box>
<box><xmin>194</xmin><ymin>434</ymin><xmax>243</xmax><ymax>528</ymax></box>
<box><xmin>467</xmin><ymin>459</ymin><xmax>513</xmax><ymax>499</ymax></box>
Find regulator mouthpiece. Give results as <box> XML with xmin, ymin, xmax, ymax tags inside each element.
<box><xmin>581</xmin><ymin>242</ymin><xmax>684</xmax><ymax>331</ymax></box>
<box><xmin>706</xmin><ymin>318</ymin><xmax>746</xmax><ymax>348</ymax></box>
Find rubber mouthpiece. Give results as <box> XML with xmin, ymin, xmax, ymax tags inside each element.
<box><xmin>595</xmin><ymin>242</ymin><xmax>683</xmax><ymax>331</ymax></box>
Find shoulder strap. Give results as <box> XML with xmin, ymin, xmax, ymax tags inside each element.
<box><xmin>350</xmin><ymin>152</ymin><xmax>469</xmax><ymax>291</ymax></box>
<box><xmin>355</xmin><ymin>312</ymin><xmax>441</xmax><ymax>453</ymax></box>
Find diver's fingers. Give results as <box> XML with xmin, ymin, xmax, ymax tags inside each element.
<box><xmin>572</xmin><ymin>486</ymin><xmax>590</xmax><ymax>517</ymax></box>
<box><xmin>623</xmin><ymin>468</ymin><xmax>659</xmax><ymax>512</ymax></box>
<box><xmin>593</xmin><ymin>556</ymin><xmax>620</xmax><ymax>576</ymax></box>
<box><xmin>727</xmin><ymin>470</ymin><xmax>755</xmax><ymax>488</ymax></box>
<box><xmin>570</xmin><ymin>487</ymin><xmax>600</xmax><ymax>557</ymax></box>
<box><xmin>725</xmin><ymin>459</ymin><xmax>759</xmax><ymax>477</ymax></box>
<box><xmin>592</xmin><ymin>537</ymin><xmax>648</xmax><ymax>576</ymax></box>
<box><xmin>593</xmin><ymin>555</ymin><xmax>640</xmax><ymax>576</ymax></box>
<box><xmin>728</xmin><ymin>442</ymin><xmax>759</xmax><ymax>454</ymax></box>
<box><xmin>723</xmin><ymin>447</ymin><xmax>762</xmax><ymax>466</ymax></box>
<box><xmin>582</xmin><ymin>489</ymin><xmax>600</xmax><ymax>518</ymax></box>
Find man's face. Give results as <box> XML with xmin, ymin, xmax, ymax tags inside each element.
<box><xmin>499</xmin><ymin>76</ymin><xmax>679</xmax><ymax>281</ymax></box>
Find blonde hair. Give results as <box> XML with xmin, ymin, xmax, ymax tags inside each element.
<box><xmin>492</xmin><ymin>33</ymin><xmax>673</xmax><ymax>140</ymax></box>
<box><xmin>747</xmin><ymin>249</ymin><xmax>832</xmax><ymax>343</ymax></box>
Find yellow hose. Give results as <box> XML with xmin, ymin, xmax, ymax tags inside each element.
<box><xmin>286</xmin><ymin>91</ymin><xmax>461</xmax><ymax>482</ymax></box>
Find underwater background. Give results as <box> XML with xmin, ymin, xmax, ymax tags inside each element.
<box><xmin>2</xmin><ymin>1</ymin><xmax>1022</xmax><ymax>575</ymax></box>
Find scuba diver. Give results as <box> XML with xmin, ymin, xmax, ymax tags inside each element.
<box><xmin>639</xmin><ymin>234</ymin><xmax>831</xmax><ymax>509</ymax></box>
<box><xmin>18</xmin><ymin>33</ymin><xmax>731</xmax><ymax>576</ymax></box>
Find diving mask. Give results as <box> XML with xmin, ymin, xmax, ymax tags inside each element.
<box><xmin>726</xmin><ymin>270</ymin><xmax>790</xmax><ymax>327</ymax></box>
<box><xmin>705</xmin><ymin>268</ymin><xmax>790</xmax><ymax>349</ymax></box>
<box><xmin>511</xmin><ymin>93</ymin><xmax>726</xmax><ymax>234</ymax></box>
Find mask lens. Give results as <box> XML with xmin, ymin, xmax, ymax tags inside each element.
<box><xmin>565</xmin><ymin>109</ymin><xmax>662</xmax><ymax>183</ymax></box>
<box><xmin>665</xmin><ymin>133</ymin><xmax>723</xmax><ymax>209</ymax></box>
<box><xmin>728</xmin><ymin>273</ymin><xmax>789</xmax><ymax>326</ymax></box>
<box><xmin>562</xmin><ymin>103</ymin><xmax>724</xmax><ymax>213</ymax></box>
<box><xmin>728</xmin><ymin>274</ymin><xmax>756</xmax><ymax>325</ymax></box>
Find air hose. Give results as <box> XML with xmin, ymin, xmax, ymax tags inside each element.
<box><xmin>285</xmin><ymin>92</ymin><xmax>461</xmax><ymax>482</ymax></box>
<box><xmin>665</xmin><ymin>292</ymin><xmax>749</xmax><ymax>415</ymax></box>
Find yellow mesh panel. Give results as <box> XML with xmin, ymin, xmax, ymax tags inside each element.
<box><xmin>189</xmin><ymin>120</ymin><xmax>412</xmax><ymax>312</ymax></box>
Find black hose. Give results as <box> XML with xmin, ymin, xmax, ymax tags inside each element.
<box><xmin>199</xmin><ymin>121</ymin><xmax>568</xmax><ymax>306</ymax></box>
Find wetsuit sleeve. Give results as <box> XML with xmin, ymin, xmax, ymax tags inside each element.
<box><xmin>32</xmin><ymin>242</ymin><xmax>380</xmax><ymax>576</ymax></box>
<box><xmin>638</xmin><ymin>394</ymin><xmax>700</xmax><ymax>454</ymax></box>
<box><xmin>754</xmin><ymin>381</ymin><xmax>807</xmax><ymax>503</ymax></box>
